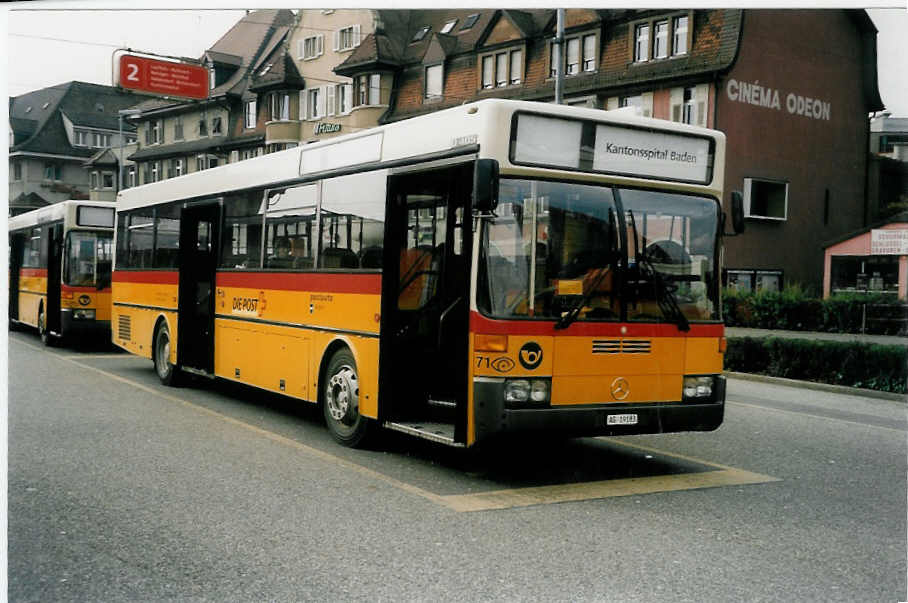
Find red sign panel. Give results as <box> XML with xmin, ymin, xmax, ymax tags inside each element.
<box><xmin>118</xmin><ymin>54</ymin><xmax>209</xmax><ymax>100</ymax></box>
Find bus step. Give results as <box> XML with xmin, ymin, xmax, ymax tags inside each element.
<box><xmin>384</xmin><ymin>421</ymin><xmax>464</xmax><ymax>447</ymax></box>
<box><xmin>427</xmin><ymin>398</ymin><xmax>457</xmax><ymax>409</ymax></box>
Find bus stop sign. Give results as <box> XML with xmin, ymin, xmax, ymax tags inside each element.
<box><xmin>117</xmin><ymin>54</ymin><xmax>209</xmax><ymax>100</ymax></box>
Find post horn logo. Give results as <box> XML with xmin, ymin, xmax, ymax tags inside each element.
<box><xmin>78</xmin><ymin>295</ymin><xmax>91</xmax><ymax>306</ymax></box>
<box><xmin>518</xmin><ymin>342</ymin><xmax>543</xmax><ymax>370</ymax></box>
<box><xmin>610</xmin><ymin>377</ymin><xmax>630</xmax><ymax>401</ymax></box>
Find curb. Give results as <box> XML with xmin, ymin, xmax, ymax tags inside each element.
<box><xmin>725</xmin><ymin>371</ymin><xmax>907</xmax><ymax>403</ymax></box>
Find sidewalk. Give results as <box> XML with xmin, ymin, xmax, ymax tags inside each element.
<box><xmin>726</xmin><ymin>327</ymin><xmax>907</xmax><ymax>347</ymax></box>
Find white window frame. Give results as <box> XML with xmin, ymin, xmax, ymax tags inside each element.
<box><xmin>152</xmin><ymin>120</ymin><xmax>163</xmax><ymax>144</ymax></box>
<box><xmin>245</xmin><ymin>100</ymin><xmax>257</xmax><ymax>129</ymax></box>
<box><xmin>271</xmin><ymin>92</ymin><xmax>290</xmax><ymax>121</ymax></box>
<box><xmin>151</xmin><ymin>161</ymin><xmax>159</xmax><ymax>182</ymax></box>
<box><xmin>566</xmin><ymin>38</ymin><xmax>580</xmax><ymax>75</ymax></box>
<box><xmin>335</xmin><ymin>25</ymin><xmax>361</xmax><ymax>52</ymax></box>
<box><xmin>127</xmin><ymin>166</ymin><xmax>136</xmax><ymax>188</ymax></box>
<box><xmin>336</xmin><ymin>83</ymin><xmax>352</xmax><ymax>115</ymax></box>
<box><xmin>102</xmin><ymin>171</ymin><xmax>114</xmax><ymax>190</ymax></box>
<box><xmin>425</xmin><ymin>64</ymin><xmax>443</xmax><ymax>99</ymax></box>
<box><xmin>90</xmin><ymin>171</ymin><xmax>99</xmax><ymax>190</ymax></box>
<box><xmin>634</xmin><ymin>23</ymin><xmax>650</xmax><ymax>62</ymax></box>
<box><xmin>175</xmin><ymin>158</ymin><xmax>183</xmax><ymax>177</ymax></box>
<box><xmin>654</xmin><ymin>20</ymin><xmax>669</xmax><ymax>59</ymax></box>
<box><xmin>480</xmin><ymin>46</ymin><xmax>524</xmax><ymax>90</ymax></box>
<box><xmin>174</xmin><ymin>116</ymin><xmax>184</xmax><ymax>141</ymax></box>
<box><xmin>301</xmin><ymin>34</ymin><xmax>324</xmax><ymax>60</ymax></box>
<box><xmin>308</xmin><ymin>88</ymin><xmax>322</xmax><ymax>120</ymax></box>
<box><xmin>509</xmin><ymin>49</ymin><xmax>523</xmax><ymax>84</ymax></box>
<box><xmin>672</xmin><ymin>15</ymin><xmax>689</xmax><ymax>56</ymax></box>
<box><xmin>74</xmin><ymin>130</ymin><xmax>89</xmax><ymax>147</ymax></box>
<box><xmin>441</xmin><ymin>19</ymin><xmax>457</xmax><ymax>34</ymax></box>
<box><xmin>743</xmin><ymin>177</ymin><xmax>789</xmax><ymax>221</ymax></box>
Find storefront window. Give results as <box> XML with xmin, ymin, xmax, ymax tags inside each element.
<box><xmin>831</xmin><ymin>256</ymin><xmax>900</xmax><ymax>295</ymax></box>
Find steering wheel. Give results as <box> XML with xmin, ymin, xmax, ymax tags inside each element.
<box><xmin>645</xmin><ymin>240</ymin><xmax>691</xmax><ymax>265</ymax></box>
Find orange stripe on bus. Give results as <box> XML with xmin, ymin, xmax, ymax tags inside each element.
<box><xmin>19</xmin><ymin>268</ymin><xmax>47</xmax><ymax>277</ymax></box>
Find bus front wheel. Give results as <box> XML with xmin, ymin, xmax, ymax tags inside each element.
<box><xmin>322</xmin><ymin>348</ymin><xmax>372</xmax><ymax>447</ymax></box>
<box><xmin>153</xmin><ymin>322</ymin><xmax>182</xmax><ymax>387</ymax></box>
<box><xmin>38</xmin><ymin>307</ymin><xmax>54</xmax><ymax>347</ymax></box>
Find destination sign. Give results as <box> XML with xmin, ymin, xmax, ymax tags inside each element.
<box><xmin>117</xmin><ymin>54</ymin><xmax>209</xmax><ymax>100</ymax></box>
<box><xmin>511</xmin><ymin>113</ymin><xmax>713</xmax><ymax>184</ymax></box>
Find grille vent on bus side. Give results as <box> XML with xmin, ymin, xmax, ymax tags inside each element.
<box><xmin>118</xmin><ymin>315</ymin><xmax>132</xmax><ymax>342</ymax></box>
<box><xmin>592</xmin><ymin>339</ymin><xmax>651</xmax><ymax>354</ymax></box>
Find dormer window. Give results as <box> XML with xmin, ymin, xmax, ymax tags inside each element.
<box><xmin>480</xmin><ymin>47</ymin><xmax>524</xmax><ymax>90</ymax></box>
<box><xmin>259</xmin><ymin>63</ymin><xmax>273</xmax><ymax>76</ymax></box>
<box><xmin>461</xmin><ymin>13</ymin><xmax>479</xmax><ymax>31</ymax></box>
<box><xmin>549</xmin><ymin>32</ymin><xmax>598</xmax><ymax>77</ymax></box>
<box><xmin>441</xmin><ymin>19</ymin><xmax>457</xmax><ymax>34</ymax></box>
<box><xmin>425</xmin><ymin>64</ymin><xmax>443</xmax><ymax>99</ymax></box>
<box><xmin>631</xmin><ymin>12</ymin><xmax>692</xmax><ymax>63</ymax></box>
<box><xmin>412</xmin><ymin>26</ymin><xmax>430</xmax><ymax>43</ymax></box>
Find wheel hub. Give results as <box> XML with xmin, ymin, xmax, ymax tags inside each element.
<box><xmin>326</xmin><ymin>366</ymin><xmax>358</xmax><ymax>425</ymax></box>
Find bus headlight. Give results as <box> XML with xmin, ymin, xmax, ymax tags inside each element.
<box><xmin>72</xmin><ymin>309</ymin><xmax>96</xmax><ymax>320</ymax></box>
<box><xmin>683</xmin><ymin>376</ymin><xmax>715</xmax><ymax>401</ymax></box>
<box><xmin>504</xmin><ymin>379</ymin><xmax>550</xmax><ymax>406</ymax></box>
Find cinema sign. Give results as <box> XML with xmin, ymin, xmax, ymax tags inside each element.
<box><xmin>726</xmin><ymin>78</ymin><xmax>831</xmax><ymax>121</ymax></box>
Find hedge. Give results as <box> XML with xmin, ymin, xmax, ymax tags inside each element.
<box><xmin>725</xmin><ymin>337</ymin><xmax>907</xmax><ymax>394</ymax></box>
<box><xmin>723</xmin><ymin>288</ymin><xmax>908</xmax><ymax>335</ymax></box>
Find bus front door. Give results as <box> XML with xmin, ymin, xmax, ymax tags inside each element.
<box><xmin>9</xmin><ymin>233</ymin><xmax>24</xmax><ymax>322</ymax></box>
<box><xmin>382</xmin><ymin>164</ymin><xmax>472</xmax><ymax>442</ymax></box>
<box><xmin>44</xmin><ymin>223</ymin><xmax>63</xmax><ymax>337</ymax></box>
<box><xmin>177</xmin><ymin>202</ymin><xmax>221</xmax><ymax>376</ymax></box>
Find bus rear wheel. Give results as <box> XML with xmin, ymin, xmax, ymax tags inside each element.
<box><xmin>153</xmin><ymin>322</ymin><xmax>182</xmax><ymax>387</ymax></box>
<box><xmin>322</xmin><ymin>348</ymin><xmax>372</xmax><ymax>447</ymax></box>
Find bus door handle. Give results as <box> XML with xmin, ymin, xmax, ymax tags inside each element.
<box><xmin>437</xmin><ymin>296</ymin><xmax>463</xmax><ymax>350</ymax></box>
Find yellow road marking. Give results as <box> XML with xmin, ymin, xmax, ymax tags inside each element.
<box><xmin>14</xmin><ymin>336</ymin><xmax>780</xmax><ymax>512</ymax></box>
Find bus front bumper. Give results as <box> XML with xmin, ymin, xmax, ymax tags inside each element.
<box><xmin>473</xmin><ymin>376</ymin><xmax>725</xmax><ymax>444</ymax></box>
<box><xmin>61</xmin><ymin>309</ymin><xmax>111</xmax><ymax>338</ymax></box>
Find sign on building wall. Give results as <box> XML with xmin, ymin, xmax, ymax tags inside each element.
<box><xmin>870</xmin><ymin>229</ymin><xmax>908</xmax><ymax>255</ymax></box>
<box><xmin>116</xmin><ymin>53</ymin><xmax>209</xmax><ymax>100</ymax></box>
<box><xmin>726</xmin><ymin>78</ymin><xmax>831</xmax><ymax>121</ymax></box>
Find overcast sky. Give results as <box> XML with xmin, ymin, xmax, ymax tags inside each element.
<box><xmin>2</xmin><ymin>5</ymin><xmax>907</xmax><ymax>115</ymax></box>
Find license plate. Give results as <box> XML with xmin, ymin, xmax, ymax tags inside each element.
<box><xmin>607</xmin><ymin>413</ymin><xmax>638</xmax><ymax>426</ymax></box>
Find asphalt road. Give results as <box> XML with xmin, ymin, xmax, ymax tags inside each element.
<box><xmin>7</xmin><ymin>329</ymin><xmax>907</xmax><ymax>602</ymax></box>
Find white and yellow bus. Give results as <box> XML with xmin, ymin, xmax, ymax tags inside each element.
<box><xmin>112</xmin><ymin>99</ymin><xmax>743</xmax><ymax>448</ymax></box>
<box><xmin>9</xmin><ymin>200</ymin><xmax>115</xmax><ymax>345</ymax></box>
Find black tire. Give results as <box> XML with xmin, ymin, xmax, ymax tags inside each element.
<box><xmin>322</xmin><ymin>348</ymin><xmax>373</xmax><ymax>447</ymax></box>
<box><xmin>38</xmin><ymin>306</ymin><xmax>55</xmax><ymax>347</ymax></box>
<box><xmin>153</xmin><ymin>322</ymin><xmax>182</xmax><ymax>386</ymax></box>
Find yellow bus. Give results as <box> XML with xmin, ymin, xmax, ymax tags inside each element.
<box><xmin>112</xmin><ymin>99</ymin><xmax>743</xmax><ymax>448</ymax></box>
<box><xmin>9</xmin><ymin>200</ymin><xmax>115</xmax><ymax>345</ymax></box>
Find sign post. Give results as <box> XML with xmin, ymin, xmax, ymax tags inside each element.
<box><xmin>116</xmin><ymin>53</ymin><xmax>209</xmax><ymax>100</ymax></box>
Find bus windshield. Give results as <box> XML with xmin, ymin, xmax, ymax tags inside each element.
<box><xmin>64</xmin><ymin>231</ymin><xmax>113</xmax><ymax>288</ymax></box>
<box><xmin>479</xmin><ymin>179</ymin><xmax>720</xmax><ymax>324</ymax></box>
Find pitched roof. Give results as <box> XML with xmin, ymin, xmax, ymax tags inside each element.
<box><xmin>249</xmin><ymin>33</ymin><xmax>305</xmax><ymax>92</ymax></box>
<box><xmin>9</xmin><ymin>81</ymin><xmax>142</xmax><ymax>157</ymax></box>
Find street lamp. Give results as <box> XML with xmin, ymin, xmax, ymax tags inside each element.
<box><xmin>118</xmin><ymin>108</ymin><xmax>142</xmax><ymax>192</ymax></box>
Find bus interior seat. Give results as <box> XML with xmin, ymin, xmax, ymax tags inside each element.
<box><xmin>359</xmin><ymin>246</ymin><xmax>383</xmax><ymax>269</ymax></box>
<box><xmin>321</xmin><ymin>247</ymin><xmax>358</xmax><ymax>269</ymax></box>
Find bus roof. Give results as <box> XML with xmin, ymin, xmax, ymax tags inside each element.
<box><xmin>8</xmin><ymin>200</ymin><xmax>116</xmax><ymax>232</ymax></box>
<box><xmin>117</xmin><ymin>98</ymin><xmax>726</xmax><ymax>212</ymax></box>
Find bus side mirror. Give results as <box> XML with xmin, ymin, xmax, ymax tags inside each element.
<box><xmin>473</xmin><ymin>159</ymin><xmax>499</xmax><ymax>213</ymax></box>
<box><xmin>729</xmin><ymin>191</ymin><xmax>745</xmax><ymax>235</ymax></box>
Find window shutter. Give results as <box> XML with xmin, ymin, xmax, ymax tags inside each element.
<box><xmin>669</xmin><ymin>87</ymin><xmax>683</xmax><ymax>122</ymax></box>
<box><xmin>695</xmin><ymin>83</ymin><xmax>709</xmax><ymax>127</ymax></box>
<box><xmin>300</xmin><ymin>90</ymin><xmax>308</xmax><ymax>120</ymax></box>
<box><xmin>642</xmin><ymin>92</ymin><xmax>654</xmax><ymax>118</ymax></box>
<box><xmin>333</xmin><ymin>30</ymin><xmax>339</xmax><ymax>51</ymax></box>
<box><xmin>344</xmin><ymin>83</ymin><xmax>353</xmax><ymax>113</ymax></box>
<box><xmin>353</xmin><ymin>24</ymin><xmax>361</xmax><ymax>47</ymax></box>
<box><xmin>318</xmin><ymin>86</ymin><xmax>327</xmax><ymax>117</ymax></box>
<box><xmin>298</xmin><ymin>40</ymin><xmax>305</xmax><ymax>59</ymax></box>
<box><xmin>318</xmin><ymin>34</ymin><xmax>324</xmax><ymax>56</ymax></box>
<box><xmin>326</xmin><ymin>85</ymin><xmax>336</xmax><ymax>116</ymax></box>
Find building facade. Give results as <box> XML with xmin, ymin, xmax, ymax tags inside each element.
<box><xmin>8</xmin><ymin>81</ymin><xmax>139</xmax><ymax>215</ymax></box>
<box><xmin>335</xmin><ymin>9</ymin><xmax>883</xmax><ymax>293</ymax></box>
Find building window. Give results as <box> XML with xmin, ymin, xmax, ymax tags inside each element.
<box><xmin>550</xmin><ymin>33</ymin><xmax>597</xmax><ymax>77</ymax></box>
<box><xmin>654</xmin><ymin>20</ymin><xmax>669</xmax><ymax>59</ymax></box>
<box><xmin>199</xmin><ymin>118</ymin><xmax>208</xmax><ymax>136</ymax></box>
<box><xmin>127</xmin><ymin>166</ymin><xmax>136</xmax><ymax>188</ymax></box>
<box><xmin>672</xmin><ymin>15</ymin><xmax>689</xmax><ymax>55</ymax></box>
<box><xmin>271</xmin><ymin>93</ymin><xmax>290</xmax><ymax>121</ymax></box>
<box><xmin>92</xmin><ymin>133</ymin><xmax>112</xmax><ymax>148</ymax></box>
<box><xmin>301</xmin><ymin>34</ymin><xmax>324</xmax><ymax>60</ymax></box>
<box><xmin>633</xmin><ymin>13</ymin><xmax>692</xmax><ymax>63</ymax></box>
<box><xmin>212</xmin><ymin>116</ymin><xmax>223</xmax><ymax>135</ymax></box>
<box><xmin>102</xmin><ymin>172</ymin><xmax>114</xmax><ymax>189</ymax></box>
<box><xmin>209</xmin><ymin>67</ymin><xmax>216</xmax><ymax>91</ymax></box>
<box><xmin>308</xmin><ymin>88</ymin><xmax>322</xmax><ymax>119</ymax></box>
<box><xmin>13</xmin><ymin>161</ymin><xmax>22</xmax><ymax>181</ymax></box>
<box><xmin>336</xmin><ymin>83</ymin><xmax>352</xmax><ymax>114</ymax></box>
<box><xmin>682</xmin><ymin>87</ymin><xmax>695</xmax><ymax>124</ymax></box>
<box><xmin>152</xmin><ymin>120</ymin><xmax>163</xmax><ymax>144</ymax></box>
<box><xmin>425</xmin><ymin>64</ymin><xmax>443</xmax><ymax>99</ymax></box>
<box><xmin>441</xmin><ymin>19</ymin><xmax>457</xmax><ymax>34</ymax></box>
<box><xmin>74</xmin><ymin>130</ymin><xmax>89</xmax><ymax>146</ymax></box>
<box><xmin>174</xmin><ymin>116</ymin><xmax>184</xmax><ymax>140</ymax></box>
<box><xmin>634</xmin><ymin>23</ymin><xmax>650</xmax><ymax>62</ymax></box>
<box><xmin>245</xmin><ymin>100</ymin><xmax>257</xmax><ymax>129</ymax></box>
<box><xmin>43</xmin><ymin>162</ymin><xmax>62</xmax><ymax>181</ymax></box>
<box><xmin>461</xmin><ymin>13</ymin><xmax>479</xmax><ymax>31</ymax></box>
<box><xmin>90</xmin><ymin>171</ymin><xmax>99</xmax><ymax>190</ymax></box>
<box><xmin>356</xmin><ymin>74</ymin><xmax>381</xmax><ymax>107</ymax></box>
<box><xmin>480</xmin><ymin>47</ymin><xmax>523</xmax><ymax>89</ymax></box>
<box><xmin>151</xmin><ymin>162</ymin><xmax>159</xmax><ymax>182</ymax></box>
<box><xmin>412</xmin><ymin>26</ymin><xmax>431</xmax><ymax>42</ymax></box>
<box><xmin>744</xmin><ymin>178</ymin><xmax>788</xmax><ymax>221</ymax></box>
<box><xmin>335</xmin><ymin>25</ymin><xmax>361</xmax><ymax>51</ymax></box>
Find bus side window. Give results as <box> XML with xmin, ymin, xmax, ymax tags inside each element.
<box><xmin>221</xmin><ymin>190</ymin><xmax>264</xmax><ymax>270</ymax></box>
<box><xmin>154</xmin><ymin>203</ymin><xmax>181</xmax><ymax>269</ymax></box>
